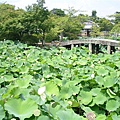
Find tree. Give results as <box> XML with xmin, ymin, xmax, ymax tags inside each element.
<box><xmin>0</xmin><ymin>3</ymin><xmax>25</xmax><ymax>41</ymax></box>
<box><xmin>25</xmin><ymin>0</ymin><xmax>50</xmax><ymax>45</ymax></box>
<box><xmin>98</xmin><ymin>18</ymin><xmax>113</xmax><ymax>31</ymax></box>
<box><xmin>37</xmin><ymin>0</ymin><xmax>45</xmax><ymax>8</ymax></box>
<box><xmin>63</xmin><ymin>16</ymin><xmax>83</xmax><ymax>40</ymax></box>
<box><xmin>45</xmin><ymin>10</ymin><xmax>83</xmax><ymax>41</ymax></box>
<box><xmin>45</xmin><ymin>14</ymin><xmax>69</xmax><ymax>41</ymax></box>
<box><xmin>110</xmin><ymin>22</ymin><xmax>120</xmax><ymax>36</ymax></box>
<box><xmin>92</xmin><ymin>10</ymin><xmax>97</xmax><ymax>18</ymax></box>
<box><xmin>109</xmin><ymin>11</ymin><xmax>120</xmax><ymax>24</ymax></box>
<box><xmin>78</xmin><ymin>14</ymin><xmax>90</xmax><ymax>23</ymax></box>
<box><xmin>62</xmin><ymin>7</ymin><xmax>83</xmax><ymax>40</ymax></box>
<box><xmin>114</xmin><ymin>12</ymin><xmax>120</xmax><ymax>24</ymax></box>
<box><xmin>50</xmin><ymin>8</ymin><xmax>65</xmax><ymax>16</ymax></box>
<box><xmin>90</xmin><ymin>24</ymin><xmax>100</xmax><ymax>37</ymax></box>
<box><xmin>64</xmin><ymin>7</ymin><xmax>79</xmax><ymax>17</ymax></box>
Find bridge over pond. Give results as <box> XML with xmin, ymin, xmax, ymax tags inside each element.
<box><xmin>56</xmin><ymin>38</ymin><xmax>120</xmax><ymax>54</ymax></box>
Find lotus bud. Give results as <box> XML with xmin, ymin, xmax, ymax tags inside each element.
<box><xmin>38</xmin><ymin>86</ymin><xmax>46</xmax><ymax>95</ymax></box>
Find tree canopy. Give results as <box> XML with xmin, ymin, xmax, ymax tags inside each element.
<box><xmin>111</xmin><ymin>22</ymin><xmax>120</xmax><ymax>34</ymax></box>
<box><xmin>0</xmin><ymin>1</ymin><xmax>120</xmax><ymax>44</ymax></box>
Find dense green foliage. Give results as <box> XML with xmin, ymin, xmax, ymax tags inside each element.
<box><xmin>0</xmin><ymin>40</ymin><xmax>120</xmax><ymax>120</ymax></box>
<box><xmin>0</xmin><ymin>2</ymin><xmax>83</xmax><ymax>44</ymax></box>
<box><xmin>112</xmin><ymin>12</ymin><xmax>120</xmax><ymax>24</ymax></box>
<box><xmin>111</xmin><ymin>23</ymin><xmax>120</xmax><ymax>35</ymax></box>
<box><xmin>50</xmin><ymin>8</ymin><xmax>65</xmax><ymax>16</ymax></box>
<box><xmin>1</xmin><ymin>0</ymin><xmax>120</xmax><ymax>44</ymax></box>
<box><xmin>99</xmin><ymin>18</ymin><xmax>113</xmax><ymax>32</ymax></box>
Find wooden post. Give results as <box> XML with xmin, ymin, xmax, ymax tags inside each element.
<box><xmin>107</xmin><ymin>45</ymin><xmax>111</xmax><ymax>54</ymax></box>
<box><xmin>89</xmin><ymin>43</ymin><xmax>92</xmax><ymax>54</ymax></box>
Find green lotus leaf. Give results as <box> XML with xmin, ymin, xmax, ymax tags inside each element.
<box><xmin>93</xmin><ymin>93</ymin><xmax>107</xmax><ymax>105</ymax></box>
<box><xmin>96</xmin><ymin>67</ymin><xmax>109</xmax><ymax>76</ymax></box>
<box><xmin>29</xmin><ymin>95</ymin><xmax>40</xmax><ymax>105</ymax></box>
<box><xmin>27</xmin><ymin>56</ymin><xmax>37</xmax><ymax>63</ymax></box>
<box><xmin>44</xmin><ymin>104</ymin><xmax>61</xmax><ymax>119</ymax></box>
<box><xmin>0</xmin><ymin>105</ymin><xmax>5</xmax><ymax>120</ymax></box>
<box><xmin>11</xmin><ymin>66</ymin><xmax>19</xmax><ymax>72</ymax></box>
<box><xmin>23</xmin><ymin>74</ymin><xmax>33</xmax><ymax>81</ymax></box>
<box><xmin>71</xmin><ymin>100</ymin><xmax>80</xmax><ymax>107</ymax></box>
<box><xmin>80</xmin><ymin>91</ymin><xmax>92</xmax><ymax>105</ymax></box>
<box><xmin>15</xmin><ymin>79</ymin><xmax>30</xmax><ymax>88</ymax></box>
<box><xmin>78</xmin><ymin>59</ymin><xmax>88</xmax><ymax>66</ymax></box>
<box><xmin>89</xmin><ymin>100</ymin><xmax>96</xmax><ymax>107</ymax></box>
<box><xmin>106</xmin><ymin>99</ymin><xmax>119</xmax><ymax>111</ymax></box>
<box><xmin>12</xmin><ymin>88</ymin><xmax>31</xmax><ymax>99</ymax></box>
<box><xmin>4</xmin><ymin>98</ymin><xmax>38</xmax><ymax>120</ymax></box>
<box><xmin>47</xmin><ymin>58</ymin><xmax>54</xmax><ymax>66</ymax></box>
<box><xmin>42</xmin><ymin>64</ymin><xmax>50</xmax><ymax>74</ymax></box>
<box><xmin>31</xmin><ymin>64</ymin><xmax>41</xmax><ymax>70</ymax></box>
<box><xmin>116</xmin><ymin>71</ymin><xmax>120</xmax><ymax>78</ymax></box>
<box><xmin>104</xmin><ymin>76</ymin><xmax>118</xmax><ymax>88</ymax></box>
<box><xmin>64</xmin><ymin>50</ymin><xmax>72</xmax><ymax>56</ymax></box>
<box><xmin>115</xmin><ymin>61</ymin><xmax>120</xmax><ymax>69</ymax></box>
<box><xmin>71</xmin><ymin>54</ymin><xmax>77</xmax><ymax>60</ymax></box>
<box><xmin>91</xmin><ymin>88</ymin><xmax>101</xmax><ymax>96</ymax></box>
<box><xmin>107</xmin><ymin>89</ymin><xmax>116</xmax><ymax>98</ymax></box>
<box><xmin>0</xmin><ymin>68</ymin><xmax>5</xmax><ymax>73</ymax></box>
<box><xmin>53</xmin><ymin>78</ymin><xmax>62</xmax><ymax>87</ymax></box>
<box><xmin>95</xmin><ymin>76</ymin><xmax>104</xmax><ymax>86</ymax></box>
<box><xmin>96</xmin><ymin>114</ymin><xmax>106</xmax><ymax>120</ymax></box>
<box><xmin>81</xmin><ymin>106</ymin><xmax>93</xmax><ymax>113</ymax></box>
<box><xmin>4</xmin><ymin>74</ymin><xmax>14</xmax><ymax>82</ymax></box>
<box><xmin>0</xmin><ymin>88</ymin><xmax>6</xmax><ymax>96</ymax></box>
<box><xmin>112</xmin><ymin>115</ymin><xmax>120</xmax><ymax>120</ymax></box>
<box><xmin>0</xmin><ymin>76</ymin><xmax>4</xmax><ymax>84</ymax></box>
<box><xmin>37</xmin><ymin>116</ymin><xmax>50</xmax><ymax>120</ymax></box>
<box><xmin>45</xmin><ymin>81</ymin><xmax>59</xmax><ymax>96</ymax></box>
<box><xmin>59</xmin><ymin>86</ymin><xmax>72</xmax><ymax>99</ymax></box>
<box><xmin>70</xmin><ymin>85</ymin><xmax>80</xmax><ymax>95</ymax></box>
<box><xmin>42</xmin><ymin>51</ymin><xmax>52</xmax><ymax>58</ymax></box>
<box><xmin>16</xmin><ymin>59</ymin><xmax>24</xmax><ymax>68</ymax></box>
<box><xmin>1</xmin><ymin>62</ymin><xmax>10</xmax><ymax>68</ymax></box>
<box><xmin>56</xmin><ymin>109</ymin><xmax>82</xmax><ymax>120</ymax></box>
<box><xmin>2</xmin><ymin>84</ymin><xmax>17</xmax><ymax>99</ymax></box>
<box><xmin>19</xmin><ymin>66</ymin><xmax>29</xmax><ymax>74</ymax></box>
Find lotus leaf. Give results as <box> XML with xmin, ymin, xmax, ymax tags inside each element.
<box><xmin>0</xmin><ymin>105</ymin><xmax>5</xmax><ymax>120</ymax></box>
<box><xmin>106</xmin><ymin>99</ymin><xmax>119</xmax><ymax>111</ymax></box>
<box><xmin>57</xmin><ymin>109</ymin><xmax>82</xmax><ymax>120</ymax></box>
<box><xmin>4</xmin><ymin>98</ymin><xmax>38</xmax><ymax>120</ymax></box>
<box><xmin>80</xmin><ymin>91</ymin><xmax>92</xmax><ymax>105</ymax></box>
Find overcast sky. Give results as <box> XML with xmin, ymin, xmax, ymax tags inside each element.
<box><xmin>4</xmin><ymin>0</ymin><xmax>120</xmax><ymax>17</ymax></box>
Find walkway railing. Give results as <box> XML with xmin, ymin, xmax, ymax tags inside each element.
<box><xmin>58</xmin><ymin>39</ymin><xmax>120</xmax><ymax>54</ymax></box>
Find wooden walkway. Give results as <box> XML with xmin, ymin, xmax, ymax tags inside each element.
<box><xmin>57</xmin><ymin>39</ymin><xmax>120</xmax><ymax>54</ymax></box>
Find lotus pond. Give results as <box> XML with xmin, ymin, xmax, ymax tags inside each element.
<box><xmin>0</xmin><ymin>40</ymin><xmax>120</xmax><ymax>120</ymax></box>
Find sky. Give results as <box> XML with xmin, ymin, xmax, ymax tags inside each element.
<box><xmin>3</xmin><ymin>0</ymin><xmax>120</xmax><ymax>18</ymax></box>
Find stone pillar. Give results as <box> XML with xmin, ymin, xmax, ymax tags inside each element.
<box><xmin>71</xmin><ymin>44</ymin><xmax>74</xmax><ymax>49</ymax></box>
<box><xmin>89</xmin><ymin>43</ymin><xmax>92</xmax><ymax>54</ymax></box>
<box><xmin>107</xmin><ymin>45</ymin><xmax>111</xmax><ymax>54</ymax></box>
<box><xmin>79</xmin><ymin>44</ymin><xmax>81</xmax><ymax>47</ymax></box>
<box><xmin>59</xmin><ymin>32</ymin><xmax>63</xmax><ymax>41</ymax></box>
